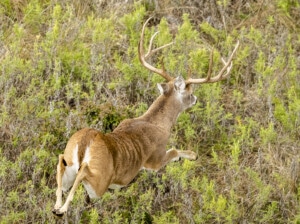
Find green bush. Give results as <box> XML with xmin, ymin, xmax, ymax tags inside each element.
<box><xmin>0</xmin><ymin>0</ymin><xmax>299</xmax><ymax>223</ymax></box>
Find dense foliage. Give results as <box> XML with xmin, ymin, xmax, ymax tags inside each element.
<box><xmin>0</xmin><ymin>0</ymin><xmax>300</xmax><ymax>223</ymax></box>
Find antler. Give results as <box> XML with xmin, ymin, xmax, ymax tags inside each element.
<box><xmin>185</xmin><ymin>40</ymin><xmax>240</xmax><ymax>85</ymax></box>
<box><xmin>138</xmin><ymin>17</ymin><xmax>174</xmax><ymax>82</ymax></box>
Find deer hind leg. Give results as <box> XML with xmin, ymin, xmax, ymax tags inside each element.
<box><xmin>53</xmin><ymin>162</ymin><xmax>89</xmax><ymax>217</ymax></box>
<box><xmin>53</xmin><ymin>154</ymin><xmax>66</xmax><ymax>211</ymax></box>
<box><xmin>53</xmin><ymin>153</ymin><xmax>78</xmax><ymax>213</ymax></box>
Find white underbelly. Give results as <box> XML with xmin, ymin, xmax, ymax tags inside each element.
<box><xmin>83</xmin><ymin>181</ymin><xmax>98</xmax><ymax>198</ymax></box>
<box><xmin>108</xmin><ymin>184</ymin><xmax>125</xmax><ymax>190</ymax></box>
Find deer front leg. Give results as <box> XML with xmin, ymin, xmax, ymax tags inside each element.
<box><xmin>143</xmin><ymin>148</ymin><xmax>197</xmax><ymax>171</ymax></box>
<box><xmin>165</xmin><ymin>148</ymin><xmax>197</xmax><ymax>163</ymax></box>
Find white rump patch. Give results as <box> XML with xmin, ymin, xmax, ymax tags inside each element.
<box><xmin>82</xmin><ymin>146</ymin><xmax>91</xmax><ymax>164</ymax></box>
<box><xmin>62</xmin><ymin>144</ymin><xmax>79</xmax><ymax>191</ymax></box>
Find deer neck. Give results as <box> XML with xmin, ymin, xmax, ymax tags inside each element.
<box><xmin>139</xmin><ymin>95</ymin><xmax>182</xmax><ymax>131</ymax></box>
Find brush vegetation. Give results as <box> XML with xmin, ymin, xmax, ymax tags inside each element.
<box><xmin>0</xmin><ymin>0</ymin><xmax>300</xmax><ymax>223</ymax></box>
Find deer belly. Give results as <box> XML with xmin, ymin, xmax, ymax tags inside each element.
<box><xmin>82</xmin><ymin>181</ymin><xmax>98</xmax><ymax>198</ymax></box>
<box><xmin>108</xmin><ymin>184</ymin><xmax>125</xmax><ymax>190</ymax></box>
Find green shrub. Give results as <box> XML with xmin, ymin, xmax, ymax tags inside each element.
<box><xmin>0</xmin><ymin>0</ymin><xmax>299</xmax><ymax>223</ymax></box>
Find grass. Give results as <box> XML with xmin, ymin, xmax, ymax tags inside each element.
<box><xmin>0</xmin><ymin>0</ymin><xmax>300</xmax><ymax>223</ymax></box>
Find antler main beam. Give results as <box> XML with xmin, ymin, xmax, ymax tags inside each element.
<box><xmin>138</xmin><ymin>17</ymin><xmax>174</xmax><ymax>82</ymax></box>
<box><xmin>185</xmin><ymin>41</ymin><xmax>240</xmax><ymax>85</ymax></box>
<box><xmin>139</xmin><ymin>17</ymin><xmax>239</xmax><ymax>84</ymax></box>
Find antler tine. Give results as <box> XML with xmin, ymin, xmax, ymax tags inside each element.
<box><xmin>145</xmin><ymin>31</ymin><xmax>159</xmax><ymax>58</ymax></box>
<box><xmin>186</xmin><ymin>40</ymin><xmax>240</xmax><ymax>85</ymax></box>
<box><xmin>145</xmin><ymin>31</ymin><xmax>173</xmax><ymax>59</ymax></box>
<box><xmin>138</xmin><ymin>17</ymin><xmax>174</xmax><ymax>82</ymax></box>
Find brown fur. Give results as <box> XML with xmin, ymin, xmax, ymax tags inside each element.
<box><xmin>52</xmin><ymin>77</ymin><xmax>198</xmax><ymax>216</ymax></box>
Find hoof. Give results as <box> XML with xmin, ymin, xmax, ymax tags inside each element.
<box><xmin>52</xmin><ymin>209</ymin><xmax>65</xmax><ymax>217</ymax></box>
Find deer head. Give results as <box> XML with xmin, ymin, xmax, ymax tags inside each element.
<box><xmin>139</xmin><ymin>17</ymin><xmax>240</xmax><ymax>107</ymax></box>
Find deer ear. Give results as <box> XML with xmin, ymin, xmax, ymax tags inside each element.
<box><xmin>174</xmin><ymin>76</ymin><xmax>186</xmax><ymax>92</ymax></box>
<box><xmin>157</xmin><ymin>83</ymin><xmax>169</xmax><ymax>95</ymax></box>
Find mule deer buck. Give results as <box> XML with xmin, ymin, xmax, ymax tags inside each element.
<box><xmin>52</xmin><ymin>17</ymin><xmax>239</xmax><ymax>216</ymax></box>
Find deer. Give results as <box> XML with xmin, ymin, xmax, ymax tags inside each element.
<box><xmin>52</xmin><ymin>17</ymin><xmax>239</xmax><ymax>216</ymax></box>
